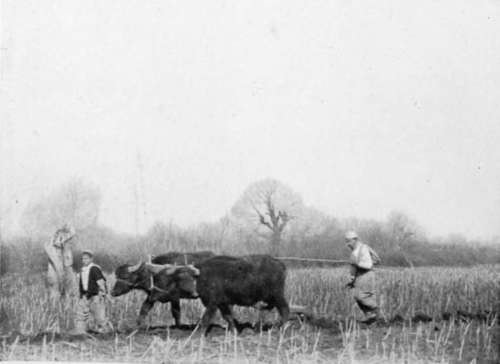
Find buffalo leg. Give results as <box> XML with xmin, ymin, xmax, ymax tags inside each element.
<box><xmin>170</xmin><ymin>299</ymin><xmax>182</xmax><ymax>327</ymax></box>
<box><xmin>259</xmin><ymin>303</ymin><xmax>274</xmax><ymax>330</ymax></box>
<box><xmin>137</xmin><ymin>296</ymin><xmax>155</xmax><ymax>327</ymax></box>
<box><xmin>218</xmin><ymin>304</ymin><xmax>237</xmax><ymax>332</ymax></box>
<box><xmin>275</xmin><ymin>296</ymin><xmax>290</xmax><ymax>325</ymax></box>
<box><xmin>199</xmin><ymin>306</ymin><xmax>217</xmax><ymax>334</ymax></box>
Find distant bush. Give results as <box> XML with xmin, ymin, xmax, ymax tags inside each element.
<box><xmin>0</xmin><ymin>243</ymin><xmax>10</xmax><ymax>276</ymax></box>
<box><xmin>1</xmin><ymin>237</ymin><xmax>47</xmax><ymax>274</ymax></box>
<box><xmin>2</xmin><ymin>217</ymin><xmax>500</xmax><ymax>276</ymax></box>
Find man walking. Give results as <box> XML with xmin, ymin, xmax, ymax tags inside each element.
<box><xmin>72</xmin><ymin>250</ymin><xmax>111</xmax><ymax>334</ymax></box>
<box><xmin>345</xmin><ymin>230</ymin><xmax>381</xmax><ymax>324</ymax></box>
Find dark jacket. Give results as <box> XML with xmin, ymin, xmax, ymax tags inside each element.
<box><xmin>79</xmin><ymin>264</ymin><xmax>106</xmax><ymax>299</ymax></box>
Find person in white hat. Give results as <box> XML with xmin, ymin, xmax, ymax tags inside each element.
<box><xmin>345</xmin><ymin>230</ymin><xmax>381</xmax><ymax>324</ymax></box>
<box><xmin>44</xmin><ymin>224</ymin><xmax>76</xmax><ymax>302</ymax></box>
<box><xmin>71</xmin><ymin>250</ymin><xmax>111</xmax><ymax>334</ymax></box>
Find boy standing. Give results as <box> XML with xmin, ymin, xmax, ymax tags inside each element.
<box><xmin>72</xmin><ymin>250</ymin><xmax>111</xmax><ymax>334</ymax></box>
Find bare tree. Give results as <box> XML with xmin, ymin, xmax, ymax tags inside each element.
<box><xmin>22</xmin><ymin>178</ymin><xmax>101</xmax><ymax>237</ymax></box>
<box><xmin>231</xmin><ymin>179</ymin><xmax>304</xmax><ymax>255</ymax></box>
<box><xmin>146</xmin><ymin>221</ymin><xmax>173</xmax><ymax>254</ymax></box>
<box><xmin>288</xmin><ymin>206</ymin><xmax>333</xmax><ymax>240</ymax></box>
<box><xmin>385</xmin><ymin>211</ymin><xmax>424</xmax><ymax>267</ymax></box>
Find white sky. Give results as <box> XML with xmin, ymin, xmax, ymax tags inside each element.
<box><xmin>1</xmin><ymin>0</ymin><xmax>500</xmax><ymax>240</ymax></box>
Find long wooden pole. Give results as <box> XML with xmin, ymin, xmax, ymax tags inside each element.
<box><xmin>276</xmin><ymin>257</ymin><xmax>350</xmax><ymax>265</ymax></box>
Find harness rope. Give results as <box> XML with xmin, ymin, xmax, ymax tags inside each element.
<box><xmin>115</xmin><ymin>273</ymin><xmax>174</xmax><ymax>295</ymax></box>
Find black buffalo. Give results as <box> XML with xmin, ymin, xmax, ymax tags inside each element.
<box><xmin>111</xmin><ymin>251</ymin><xmax>214</xmax><ymax>327</ymax></box>
<box><xmin>148</xmin><ymin>254</ymin><xmax>290</xmax><ymax>333</ymax></box>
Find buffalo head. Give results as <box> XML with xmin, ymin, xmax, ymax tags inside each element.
<box><xmin>111</xmin><ymin>261</ymin><xmax>200</xmax><ymax>299</ymax></box>
<box><xmin>111</xmin><ymin>261</ymin><xmax>146</xmax><ymax>296</ymax></box>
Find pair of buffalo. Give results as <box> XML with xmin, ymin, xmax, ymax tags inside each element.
<box><xmin>111</xmin><ymin>252</ymin><xmax>290</xmax><ymax>333</ymax></box>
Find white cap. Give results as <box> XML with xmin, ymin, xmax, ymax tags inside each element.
<box><xmin>345</xmin><ymin>231</ymin><xmax>359</xmax><ymax>240</ymax></box>
<box><xmin>82</xmin><ymin>249</ymin><xmax>94</xmax><ymax>257</ymax></box>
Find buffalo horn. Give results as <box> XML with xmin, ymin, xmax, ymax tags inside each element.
<box><xmin>187</xmin><ymin>264</ymin><xmax>200</xmax><ymax>276</ymax></box>
<box><xmin>127</xmin><ymin>261</ymin><xmax>143</xmax><ymax>273</ymax></box>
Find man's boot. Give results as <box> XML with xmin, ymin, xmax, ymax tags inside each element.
<box><xmin>67</xmin><ymin>319</ymin><xmax>87</xmax><ymax>336</ymax></box>
<box><xmin>94</xmin><ymin>320</ymin><xmax>113</xmax><ymax>334</ymax></box>
<box><xmin>360</xmin><ymin>309</ymin><xmax>378</xmax><ymax>325</ymax></box>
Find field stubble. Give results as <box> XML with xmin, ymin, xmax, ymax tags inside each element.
<box><xmin>1</xmin><ymin>265</ymin><xmax>499</xmax><ymax>363</ymax></box>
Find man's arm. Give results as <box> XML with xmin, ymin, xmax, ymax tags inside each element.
<box><xmin>346</xmin><ymin>264</ymin><xmax>357</xmax><ymax>288</ymax></box>
<box><xmin>369</xmin><ymin>247</ymin><xmax>381</xmax><ymax>265</ymax></box>
<box><xmin>356</xmin><ymin>245</ymin><xmax>373</xmax><ymax>270</ymax></box>
<box><xmin>97</xmin><ymin>279</ymin><xmax>107</xmax><ymax>295</ymax></box>
<box><xmin>91</xmin><ymin>266</ymin><xmax>108</xmax><ymax>295</ymax></box>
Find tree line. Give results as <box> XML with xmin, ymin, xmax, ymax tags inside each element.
<box><xmin>1</xmin><ymin>178</ymin><xmax>499</xmax><ymax>275</ymax></box>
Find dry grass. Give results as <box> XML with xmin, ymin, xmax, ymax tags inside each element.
<box><xmin>1</xmin><ymin>265</ymin><xmax>499</xmax><ymax>363</ymax></box>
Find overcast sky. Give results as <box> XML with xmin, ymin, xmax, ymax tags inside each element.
<box><xmin>1</xmin><ymin>0</ymin><xmax>500</xmax><ymax>240</ymax></box>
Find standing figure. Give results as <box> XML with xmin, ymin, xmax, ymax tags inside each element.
<box><xmin>345</xmin><ymin>230</ymin><xmax>381</xmax><ymax>324</ymax></box>
<box><xmin>44</xmin><ymin>224</ymin><xmax>76</xmax><ymax>301</ymax></box>
<box><xmin>73</xmin><ymin>250</ymin><xmax>111</xmax><ymax>334</ymax></box>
